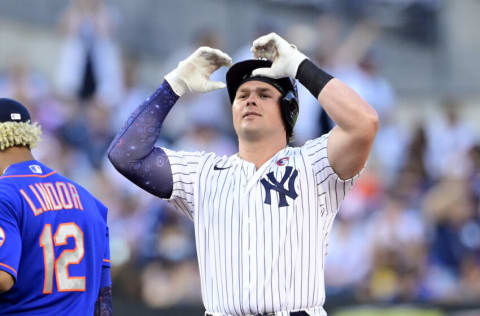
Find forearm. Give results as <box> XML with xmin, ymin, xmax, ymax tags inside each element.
<box><xmin>107</xmin><ymin>80</ymin><xmax>177</xmax><ymax>198</ymax></box>
<box><xmin>318</xmin><ymin>78</ymin><xmax>378</xmax><ymax>138</ymax></box>
<box><xmin>108</xmin><ymin>80</ymin><xmax>178</xmax><ymax>160</ymax></box>
<box><xmin>296</xmin><ymin>59</ymin><xmax>377</xmax><ymax>139</ymax></box>
<box><xmin>297</xmin><ymin>59</ymin><xmax>378</xmax><ymax>179</ymax></box>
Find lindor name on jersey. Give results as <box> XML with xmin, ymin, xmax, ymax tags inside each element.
<box><xmin>19</xmin><ymin>181</ymin><xmax>84</xmax><ymax>216</ymax></box>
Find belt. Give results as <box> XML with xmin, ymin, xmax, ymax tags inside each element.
<box><xmin>206</xmin><ymin>311</ymin><xmax>309</xmax><ymax>316</ymax></box>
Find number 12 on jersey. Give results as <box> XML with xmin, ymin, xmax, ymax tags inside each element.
<box><xmin>39</xmin><ymin>222</ymin><xmax>86</xmax><ymax>293</ymax></box>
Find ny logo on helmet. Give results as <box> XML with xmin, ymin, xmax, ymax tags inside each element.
<box><xmin>261</xmin><ymin>166</ymin><xmax>298</xmax><ymax>207</ymax></box>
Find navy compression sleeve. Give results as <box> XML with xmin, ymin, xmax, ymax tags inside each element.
<box><xmin>94</xmin><ymin>286</ymin><xmax>112</xmax><ymax>316</ymax></box>
<box><xmin>108</xmin><ymin>80</ymin><xmax>178</xmax><ymax>198</ymax></box>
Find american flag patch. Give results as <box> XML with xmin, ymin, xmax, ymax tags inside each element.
<box><xmin>276</xmin><ymin>157</ymin><xmax>289</xmax><ymax>166</ymax></box>
<box><xmin>11</xmin><ymin>113</ymin><xmax>21</xmax><ymax>120</ymax></box>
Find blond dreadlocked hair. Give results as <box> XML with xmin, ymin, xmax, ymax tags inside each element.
<box><xmin>0</xmin><ymin>121</ymin><xmax>42</xmax><ymax>151</ymax></box>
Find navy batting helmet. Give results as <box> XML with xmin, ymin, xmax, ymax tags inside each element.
<box><xmin>226</xmin><ymin>59</ymin><xmax>299</xmax><ymax>142</ymax></box>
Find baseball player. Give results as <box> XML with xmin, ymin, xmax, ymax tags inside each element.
<box><xmin>108</xmin><ymin>33</ymin><xmax>378</xmax><ymax>315</ymax></box>
<box><xmin>0</xmin><ymin>98</ymin><xmax>112</xmax><ymax>315</ymax></box>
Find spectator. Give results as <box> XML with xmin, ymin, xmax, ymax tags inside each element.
<box><xmin>55</xmin><ymin>0</ymin><xmax>124</xmax><ymax>106</ymax></box>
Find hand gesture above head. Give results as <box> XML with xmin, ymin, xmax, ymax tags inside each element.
<box><xmin>165</xmin><ymin>47</ymin><xmax>232</xmax><ymax>96</ymax></box>
<box><xmin>250</xmin><ymin>32</ymin><xmax>307</xmax><ymax>79</ymax></box>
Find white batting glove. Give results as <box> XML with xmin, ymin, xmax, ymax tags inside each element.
<box><xmin>250</xmin><ymin>33</ymin><xmax>307</xmax><ymax>79</ymax></box>
<box><xmin>165</xmin><ymin>47</ymin><xmax>232</xmax><ymax>96</ymax></box>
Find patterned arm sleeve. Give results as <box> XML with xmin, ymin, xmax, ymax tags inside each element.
<box><xmin>94</xmin><ymin>286</ymin><xmax>112</xmax><ymax>316</ymax></box>
<box><xmin>93</xmin><ymin>200</ymin><xmax>112</xmax><ymax>315</ymax></box>
<box><xmin>107</xmin><ymin>81</ymin><xmax>179</xmax><ymax>198</ymax></box>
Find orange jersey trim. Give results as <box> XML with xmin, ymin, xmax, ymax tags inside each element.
<box><xmin>103</xmin><ymin>259</ymin><xmax>111</xmax><ymax>263</ymax></box>
<box><xmin>0</xmin><ymin>171</ymin><xmax>57</xmax><ymax>179</ymax></box>
<box><xmin>0</xmin><ymin>262</ymin><xmax>17</xmax><ymax>276</ymax></box>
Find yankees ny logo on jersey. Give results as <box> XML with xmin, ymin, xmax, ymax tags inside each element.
<box><xmin>162</xmin><ymin>135</ymin><xmax>360</xmax><ymax>315</ymax></box>
<box><xmin>261</xmin><ymin>166</ymin><xmax>298</xmax><ymax>207</ymax></box>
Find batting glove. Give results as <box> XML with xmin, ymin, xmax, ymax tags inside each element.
<box><xmin>165</xmin><ymin>47</ymin><xmax>232</xmax><ymax>96</ymax></box>
<box><xmin>250</xmin><ymin>33</ymin><xmax>307</xmax><ymax>79</ymax></box>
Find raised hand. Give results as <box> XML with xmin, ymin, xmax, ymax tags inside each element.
<box><xmin>250</xmin><ymin>33</ymin><xmax>307</xmax><ymax>79</ymax></box>
<box><xmin>165</xmin><ymin>47</ymin><xmax>232</xmax><ymax>96</ymax></box>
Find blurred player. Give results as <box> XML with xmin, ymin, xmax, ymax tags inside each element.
<box><xmin>0</xmin><ymin>98</ymin><xmax>112</xmax><ymax>315</ymax></box>
<box><xmin>109</xmin><ymin>33</ymin><xmax>378</xmax><ymax>315</ymax></box>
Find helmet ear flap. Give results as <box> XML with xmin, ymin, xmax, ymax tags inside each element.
<box><xmin>280</xmin><ymin>91</ymin><xmax>299</xmax><ymax>141</ymax></box>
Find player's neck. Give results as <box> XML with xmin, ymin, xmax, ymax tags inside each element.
<box><xmin>0</xmin><ymin>146</ymin><xmax>35</xmax><ymax>175</ymax></box>
<box><xmin>238</xmin><ymin>136</ymin><xmax>287</xmax><ymax>169</ymax></box>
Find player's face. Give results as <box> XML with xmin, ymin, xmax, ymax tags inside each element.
<box><xmin>232</xmin><ymin>80</ymin><xmax>285</xmax><ymax>142</ymax></box>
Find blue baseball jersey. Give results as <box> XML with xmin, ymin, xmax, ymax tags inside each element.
<box><xmin>0</xmin><ymin>160</ymin><xmax>111</xmax><ymax>315</ymax></box>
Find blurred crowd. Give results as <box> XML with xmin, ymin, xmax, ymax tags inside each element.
<box><xmin>1</xmin><ymin>0</ymin><xmax>479</xmax><ymax>309</ymax></box>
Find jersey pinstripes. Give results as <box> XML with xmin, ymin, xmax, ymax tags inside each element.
<box><xmin>166</xmin><ymin>150</ymin><xmax>201</xmax><ymax>220</ymax></box>
<box><xmin>163</xmin><ymin>133</ymin><xmax>360</xmax><ymax>316</ymax></box>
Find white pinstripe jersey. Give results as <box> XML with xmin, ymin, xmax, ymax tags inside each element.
<box><xmin>162</xmin><ymin>133</ymin><xmax>360</xmax><ymax>316</ymax></box>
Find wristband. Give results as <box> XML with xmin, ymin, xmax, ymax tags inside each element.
<box><xmin>295</xmin><ymin>59</ymin><xmax>333</xmax><ymax>98</ymax></box>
